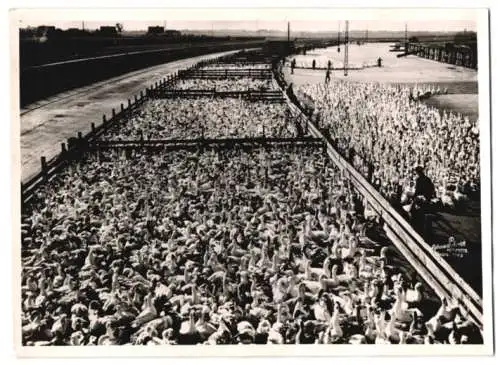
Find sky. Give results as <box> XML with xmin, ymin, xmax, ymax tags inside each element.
<box><xmin>18</xmin><ymin>20</ymin><xmax>477</xmax><ymax>33</ymax></box>
<box><xmin>14</xmin><ymin>8</ymin><xmax>478</xmax><ymax>32</ymax></box>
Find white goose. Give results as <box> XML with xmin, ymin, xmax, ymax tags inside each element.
<box><xmin>427</xmin><ymin>297</ymin><xmax>458</xmax><ymax>330</ymax></box>
<box><xmin>131</xmin><ymin>292</ymin><xmax>157</xmax><ymax>328</ymax></box>
<box><xmin>304</xmin><ymin>215</ymin><xmax>328</xmax><ymax>241</ymax></box>
<box><xmin>384</xmin><ymin>313</ymin><xmax>401</xmax><ymax>342</ymax></box>
<box><xmin>328</xmin><ymin>302</ymin><xmax>343</xmax><ymax>339</ymax></box>
<box><xmin>405</xmin><ymin>282</ymin><xmax>424</xmax><ymax>305</ymax></box>
<box><xmin>298</xmin><ymin>256</ymin><xmax>331</xmax><ymax>280</ymax></box>
<box><xmin>358</xmin><ymin>250</ymin><xmax>375</xmax><ymax>280</ymax></box>
<box><xmin>330</xmin><ymin>264</ymin><xmax>352</xmax><ymax>289</ymax></box>
<box><xmin>364</xmin><ymin>306</ymin><xmax>377</xmax><ymax>342</ymax></box>
<box><xmin>374</xmin><ymin>312</ymin><xmax>391</xmax><ymax>344</ymax></box>
<box><xmin>195</xmin><ymin>307</ymin><xmax>217</xmax><ymax>340</ymax></box>
<box><xmin>179</xmin><ymin>310</ymin><xmax>197</xmax><ymax>339</ymax></box>
<box><xmin>302</xmin><ymin>275</ymin><xmax>328</xmax><ymax>295</ymax></box>
<box><xmin>81</xmin><ymin>246</ymin><xmax>98</xmax><ymax>271</ymax></box>
<box><xmin>341</xmin><ymin>237</ymin><xmax>358</xmax><ymax>259</ymax></box>
<box><xmin>257</xmin><ymin>242</ymin><xmax>272</xmax><ymax>269</ymax></box>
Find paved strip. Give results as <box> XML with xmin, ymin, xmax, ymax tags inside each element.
<box><xmin>20</xmin><ymin>50</ymin><xmax>240</xmax><ymax>182</ymax></box>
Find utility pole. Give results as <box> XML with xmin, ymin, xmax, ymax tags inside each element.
<box><xmin>287</xmin><ymin>21</ymin><xmax>290</xmax><ymax>43</ymax></box>
<box><xmin>365</xmin><ymin>29</ymin><xmax>368</xmax><ymax>43</ymax></box>
<box><xmin>405</xmin><ymin>22</ymin><xmax>408</xmax><ymax>52</ymax></box>
<box><xmin>344</xmin><ymin>20</ymin><xmax>349</xmax><ymax>76</ymax></box>
<box><xmin>337</xmin><ymin>21</ymin><xmax>341</xmax><ymax>52</ymax></box>
<box><xmin>82</xmin><ymin>21</ymin><xmax>85</xmax><ymax>31</ymax></box>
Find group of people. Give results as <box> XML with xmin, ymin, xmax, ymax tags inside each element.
<box><xmin>21</xmin><ymin>146</ymin><xmax>481</xmax><ymax>346</ymax></box>
<box><xmin>174</xmin><ymin>78</ymin><xmax>277</xmax><ymax>92</ymax></box>
<box><xmin>296</xmin><ymin>81</ymin><xmax>480</xmax><ymax>211</ymax></box>
<box><xmin>288</xmin><ymin>57</ymin><xmax>367</xmax><ymax>70</ymax></box>
<box><xmin>99</xmin><ymin>98</ymin><xmax>298</xmax><ymax>141</ymax></box>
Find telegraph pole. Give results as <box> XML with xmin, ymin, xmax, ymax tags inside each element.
<box><xmin>337</xmin><ymin>21</ymin><xmax>341</xmax><ymax>52</ymax></box>
<box><xmin>344</xmin><ymin>21</ymin><xmax>349</xmax><ymax>76</ymax></box>
<box><xmin>405</xmin><ymin>22</ymin><xmax>408</xmax><ymax>52</ymax></box>
<box><xmin>287</xmin><ymin>21</ymin><xmax>290</xmax><ymax>43</ymax></box>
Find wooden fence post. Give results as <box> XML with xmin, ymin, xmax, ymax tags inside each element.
<box><xmin>41</xmin><ymin>156</ymin><xmax>47</xmax><ymax>179</ymax></box>
<box><xmin>112</xmin><ymin>108</ymin><xmax>116</xmax><ymax>119</ymax></box>
<box><xmin>103</xmin><ymin>114</ymin><xmax>107</xmax><ymax>124</ymax></box>
<box><xmin>128</xmin><ymin>99</ymin><xmax>131</xmax><ymax>108</ymax></box>
<box><xmin>91</xmin><ymin>123</ymin><xmax>96</xmax><ymax>133</ymax></box>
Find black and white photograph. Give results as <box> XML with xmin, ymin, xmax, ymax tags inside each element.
<box><xmin>10</xmin><ymin>6</ymin><xmax>493</xmax><ymax>357</ymax></box>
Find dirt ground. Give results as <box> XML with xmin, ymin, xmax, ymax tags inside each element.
<box><xmin>423</xmin><ymin>94</ymin><xmax>479</xmax><ymax>121</ymax></box>
<box><xmin>288</xmin><ymin>43</ymin><xmax>477</xmax><ymax>83</ymax></box>
<box><xmin>20</xmin><ymin>50</ymin><xmax>239</xmax><ymax>182</ymax></box>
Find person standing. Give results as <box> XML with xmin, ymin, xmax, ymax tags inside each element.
<box><xmin>325</xmin><ymin>68</ymin><xmax>331</xmax><ymax>84</ymax></box>
<box><xmin>413</xmin><ymin>166</ymin><xmax>436</xmax><ymax>201</ymax></box>
<box><xmin>411</xmin><ymin>166</ymin><xmax>436</xmax><ymax>239</ymax></box>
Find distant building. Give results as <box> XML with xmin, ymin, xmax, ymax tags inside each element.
<box><xmin>164</xmin><ymin>29</ymin><xmax>181</xmax><ymax>37</ymax></box>
<box><xmin>147</xmin><ymin>27</ymin><xmax>181</xmax><ymax>37</ymax></box>
<box><xmin>99</xmin><ymin>26</ymin><xmax>118</xmax><ymax>36</ymax></box>
<box><xmin>147</xmin><ymin>26</ymin><xmax>165</xmax><ymax>35</ymax></box>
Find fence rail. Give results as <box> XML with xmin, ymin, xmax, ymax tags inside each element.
<box><xmin>179</xmin><ymin>69</ymin><xmax>272</xmax><ymax>79</ymax></box>
<box><xmin>91</xmin><ymin>136</ymin><xmax>322</xmax><ymax>148</ymax></box>
<box><xmin>155</xmin><ymin>89</ymin><xmax>285</xmax><ymax>102</ymax></box>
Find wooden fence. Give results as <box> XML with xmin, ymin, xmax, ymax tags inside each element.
<box><xmin>21</xmin><ymin>51</ymin><xmax>249</xmax><ymax>206</ymax></box>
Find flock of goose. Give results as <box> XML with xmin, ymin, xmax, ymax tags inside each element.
<box><xmin>20</xmin><ymin>59</ymin><xmax>482</xmax><ymax>346</ymax></box>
